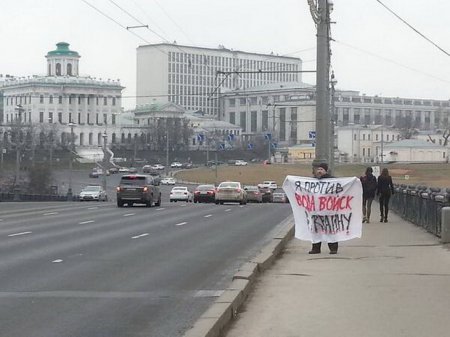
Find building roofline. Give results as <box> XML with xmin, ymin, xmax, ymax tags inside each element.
<box><xmin>137</xmin><ymin>43</ymin><xmax>301</xmax><ymax>61</ymax></box>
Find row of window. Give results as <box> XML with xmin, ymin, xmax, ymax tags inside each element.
<box><xmin>169</xmin><ymin>51</ymin><xmax>299</xmax><ymax>71</ymax></box>
<box><xmin>5</xmin><ymin>95</ymin><xmax>119</xmax><ymax>106</ymax></box>
<box><xmin>38</xmin><ymin>111</ymin><xmax>116</xmax><ymax>125</ymax></box>
<box><xmin>354</xmin><ymin>133</ymin><xmax>399</xmax><ymax>142</ymax></box>
<box><xmin>339</xmin><ymin>96</ymin><xmax>449</xmax><ymax>107</ymax></box>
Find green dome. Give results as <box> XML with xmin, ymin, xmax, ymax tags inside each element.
<box><xmin>46</xmin><ymin>42</ymin><xmax>80</xmax><ymax>57</ymax></box>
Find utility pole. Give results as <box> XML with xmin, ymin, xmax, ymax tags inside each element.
<box><xmin>329</xmin><ymin>71</ymin><xmax>337</xmax><ymax>172</ymax></box>
<box><xmin>102</xmin><ymin>132</ymin><xmax>108</xmax><ymax>193</ymax></box>
<box><xmin>12</xmin><ymin>104</ymin><xmax>25</xmax><ymax>201</ymax></box>
<box><xmin>67</xmin><ymin>122</ymin><xmax>75</xmax><ymax>200</ymax></box>
<box><xmin>310</xmin><ymin>0</ymin><xmax>332</xmax><ymax>168</ymax></box>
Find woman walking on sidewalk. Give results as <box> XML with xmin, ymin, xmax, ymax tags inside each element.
<box><xmin>360</xmin><ymin>167</ymin><xmax>377</xmax><ymax>223</ymax></box>
<box><xmin>377</xmin><ymin>168</ymin><xmax>395</xmax><ymax>222</ymax></box>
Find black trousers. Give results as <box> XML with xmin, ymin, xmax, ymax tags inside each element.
<box><xmin>379</xmin><ymin>193</ymin><xmax>391</xmax><ymax>218</ymax></box>
<box><xmin>311</xmin><ymin>242</ymin><xmax>338</xmax><ymax>252</ymax></box>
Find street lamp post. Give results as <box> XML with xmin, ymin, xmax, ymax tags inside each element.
<box><xmin>67</xmin><ymin>122</ymin><xmax>75</xmax><ymax>200</ymax></box>
<box><xmin>13</xmin><ymin>104</ymin><xmax>25</xmax><ymax>201</ymax></box>
<box><xmin>165</xmin><ymin>122</ymin><xmax>169</xmax><ymax>176</ymax></box>
<box><xmin>102</xmin><ymin>132</ymin><xmax>108</xmax><ymax>193</ymax></box>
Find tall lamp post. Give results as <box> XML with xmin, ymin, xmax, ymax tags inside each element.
<box><xmin>13</xmin><ymin>104</ymin><xmax>25</xmax><ymax>201</ymax></box>
<box><xmin>67</xmin><ymin>122</ymin><xmax>75</xmax><ymax>200</ymax></box>
<box><xmin>102</xmin><ymin>132</ymin><xmax>108</xmax><ymax>193</ymax></box>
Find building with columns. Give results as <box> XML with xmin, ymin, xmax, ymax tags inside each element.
<box><xmin>1</xmin><ymin>42</ymin><xmax>125</xmax><ymax>148</ymax></box>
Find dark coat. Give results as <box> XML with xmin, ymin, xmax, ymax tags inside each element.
<box><xmin>360</xmin><ymin>173</ymin><xmax>377</xmax><ymax>198</ymax></box>
<box><xmin>377</xmin><ymin>175</ymin><xmax>394</xmax><ymax>196</ymax></box>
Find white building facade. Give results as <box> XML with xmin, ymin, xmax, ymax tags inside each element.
<box><xmin>1</xmin><ymin>42</ymin><xmax>127</xmax><ymax>148</ymax></box>
<box><xmin>136</xmin><ymin>43</ymin><xmax>302</xmax><ymax>117</ymax></box>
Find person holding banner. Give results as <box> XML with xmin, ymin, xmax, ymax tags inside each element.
<box><xmin>282</xmin><ymin>163</ymin><xmax>363</xmax><ymax>256</ymax></box>
<box><xmin>308</xmin><ymin>163</ymin><xmax>339</xmax><ymax>254</ymax></box>
<box><xmin>377</xmin><ymin>168</ymin><xmax>395</xmax><ymax>222</ymax></box>
<box><xmin>360</xmin><ymin>167</ymin><xmax>378</xmax><ymax>223</ymax></box>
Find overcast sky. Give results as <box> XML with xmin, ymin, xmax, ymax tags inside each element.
<box><xmin>1</xmin><ymin>0</ymin><xmax>449</xmax><ymax>109</ymax></box>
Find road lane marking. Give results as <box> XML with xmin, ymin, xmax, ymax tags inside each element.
<box><xmin>52</xmin><ymin>259</ymin><xmax>63</xmax><ymax>263</ymax></box>
<box><xmin>204</xmin><ymin>214</ymin><xmax>212</xmax><ymax>218</ymax></box>
<box><xmin>156</xmin><ymin>208</ymin><xmax>165</xmax><ymax>211</ymax></box>
<box><xmin>87</xmin><ymin>207</ymin><xmax>98</xmax><ymax>210</ymax></box>
<box><xmin>79</xmin><ymin>220</ymin><xmax>94</xmax><ymax>224</ymax></box>
<box><xmin>43</xmin><ymin>212</ymin><xmax>58</xmax><ymax>216</ymax></box>
<box><xmin>123</xmin><ymin>213</ymin><xmax>135</xmax><ymax>217</ymax></box>
<box><xmin>239</xmin><ymin>205</ymin><xmax>244</xmax><ymax>208</ymax></box>
<box><xmin>180</xmin><ymin>204</ymin><xmax>187</xmax><ymax>207</ymax></box>
<box><xmin>132</xmin><ymin>233</ymin><xmax>149</xmax><ymax>239</ymax></box>
<box><xmin>225</xmin><ymin>209</ymin><xmax>232</xmax><ymax>212</ymax></box>
<box><xmin>175</xmin><ymin>222</ymin><xmax>187</xmax><ymax>226</ymax></box>
<box><xmin>8</xmin><ymin>231</ymin><xmax>32</xmax><ymax>237</ymax></box>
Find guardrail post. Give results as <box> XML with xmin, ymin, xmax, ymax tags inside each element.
<box><xmin>441</xmin><ymin>207</ymin><xmax>450</xmax><ymax>243</ymax></box>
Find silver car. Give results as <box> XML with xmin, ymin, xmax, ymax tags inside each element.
<box><xmin>79</xmin><ymin>185</ymin><xmax>107</xmax><ymax>201</ymax></box>
<box><xmin>215</xmin><ymin>181</ymin><xmax>247</xmax><ymax>205</ymax></box>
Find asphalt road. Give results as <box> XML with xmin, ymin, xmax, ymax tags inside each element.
<box><xmin>0</xmin><ymin>194</ymin><xmax>291</xmax><ymax>337</ymax></box>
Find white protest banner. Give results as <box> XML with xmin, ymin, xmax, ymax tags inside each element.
<box><xmin>282</xmin><ymin>175</ymin><xmax>363</xmax><ymax>243</ymax></box>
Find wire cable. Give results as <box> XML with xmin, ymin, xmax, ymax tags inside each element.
<box><xmin>80</xmin><ymin>0</ymin><xmax>151</xmax><ymax>44</ymax></box>
<box><xmin>375</xmin><ymin>0</ymin><xmax>450</xmax><ymax>57</ymax></box>
<box><xmin>108</xmin><ymin>0</ymin><xmax>170</xmax><ymax>42</ymax></box>
<box><xmin>334</xmin><ymin>39</ymin><xmax>450</xmax><ymax>85</ymax></box>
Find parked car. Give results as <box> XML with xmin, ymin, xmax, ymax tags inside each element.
<box><xmin>244</xmin><ymin>185</ymin><xmax>263</xmax><ymax>203</ymax></box>
<box><xmin>152</xmin><ymin>164</ymin><xmax>165</xmax><ymax>170</ymax></box>
<box><xmin>142</xmin><ymin>165</ymin><xmax>153</xmax><ymax>173</ymax></box>
<box><xmin>116</xmin><ymin>174</ymin><xmax>161</xmax><ymax>207</ymax></box>
<box><xmin>79</xmin><ymin>185</ymin><xmax>107</xmax><ymax>201</ymax></box>
<box><xmin>160</xmin><ymin>177</ymin><xmax>176</xmax><ymax>185</ymax></box>
<box><xmin>259</xmin><ymin>186</ymin><xmax>273</xmax><ymax>203</ymax></box>
<box><xmin>215</xmin><ymin>181</ymin><xmax>247</xmax><ymax>205</ymax></box>
<box><xmin>170</xmin><ymin>162</ymin><xmax>183</xmax><ymax>168</ymax></box>
<box><xmin>235</xmin><ymin>160</ymin><xmax>248</xmax><ymax>166</ymax></box>
<box><xmin>194</xmin><ymin>184</ymin><xmax>216</xmax><ymax>203</ymax></box>
<box><xmin>89</xmin><ymin>168</ymin><xmax>106</xmax><ymax>178</ymax></box>
<box><xmin>108</xmin><ymin>167</ymin><xmax>119</xmax><ymax>174</ymax></box>
<box><xmin>272</xmin><ymin>192</ymin><xmax>289</xmax><ymax>203</ymax></box>
<box><xmin>170</xmin><ymin>186</ymin><xmax>193</xmax><ymax>202</ymax></box>
<box><xmin>258</xmin><ymin>180</ymin><xmax>278</xmax><ymax>190</ymax></box>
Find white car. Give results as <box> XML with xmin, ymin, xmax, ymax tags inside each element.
<box><xmin>79</xmin><ymin>185</ymin><xmax>107</xmax><ymax>201</ymax></box>
<box><xmin>118</xmin><ymin>167</ymin><xmax>130</xmax><ymax>173</ymax></box>
<box><xmin>258</xmin><ymin>180</ymin><xmax>278</xmax><ymax>190</ymax></box>
<box><xmin>170</xmin><ymin>162</ymin><xmax>183</xmax><ymax>168</ymax></box>
<box><xmin>170</xmin><ymin>186</ymin><xmax>193</xmax><ymax>202</ymax></box>
<box><xmin>161</xmin><ymin>177</ymin><xmax>176</xmax><ymax>185</ymax></box>
<box><xmin>152</xmin><ymin>164</ymin><xmax>165</xmax><ymax>170</ymax></box>
<box><xmin>235</xmin><ymin>160</ymin><xmax>248</xmax><ymax>166</ymax></box>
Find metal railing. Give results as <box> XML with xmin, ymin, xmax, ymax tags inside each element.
<box><xmin>390</xmin><ymin>184</ymin><xmax>450</xmax><ymax>237</ymax></box>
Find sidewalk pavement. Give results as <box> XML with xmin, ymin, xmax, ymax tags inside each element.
<box><xmin>225</xmin><ymin>206</ymin><xmax>450</xmax><ymax>337</ymax></box>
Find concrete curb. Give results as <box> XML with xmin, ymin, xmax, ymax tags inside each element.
<box><xmin>184</xmin><ymin>221</ymin><xmax>295</xmax><ymax>337</ymax></box>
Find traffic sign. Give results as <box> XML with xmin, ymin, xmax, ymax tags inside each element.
<box><xmin>218</xmin><ymin>143</ymin><xmax>225</xmax><ymax>150</ymax></box>
<box><xmin>247</xmin><ymin>143</ymin><xmax>254</xmax><ymax>150</ymax></box>
<box><xmin>271</xmin><ymin>142</ymin><xmax>278</xmax><ymax>149</ymax></box>
<box><xmin>227</xmin><ymin>134</ymin><xmax>235</xmax><ymax>141</ymax></box>
<box><xmin>309</xmin><ymin>131</ymin><xmax>316</xmax><ymax>139</ymax></box>
<box><xmin>265</xmin><ymin>133</ymin><xmax>272</xmax><ymax>140</ymax></box>
<box><xmin>196</xmin><ymin>134</ymin><xmax>205</xmax><ymax>142</ymax></box>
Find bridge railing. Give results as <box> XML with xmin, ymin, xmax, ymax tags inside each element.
<box><xmin>390</xmin><ymin>184</ymin><xmax>450</xmax><ymax>238</ymax></box>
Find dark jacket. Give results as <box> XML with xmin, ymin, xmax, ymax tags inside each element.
<box><xmin>377</xmin><ymin>175</ymin><xmax>394</xmax><ymax>196</ymax></box>
<box><xmin>318</xmin><ymin>173</ymin><xmax>334</xmax><ymax>179</ymax></box>
<box><xmin>360</xmin><ymin>173</ymin><xmax>377</xmax><ymax>198</ymax></box>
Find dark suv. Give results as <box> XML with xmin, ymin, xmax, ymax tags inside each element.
<box><xmin>116</xmin><ymin>174</ymin><xmax>161</xmax><ymax>207</ymax></box>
